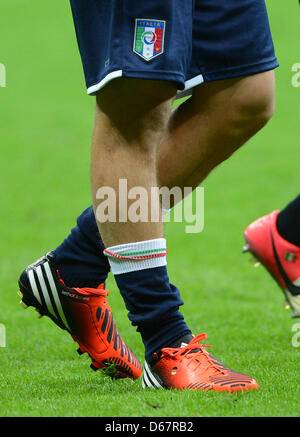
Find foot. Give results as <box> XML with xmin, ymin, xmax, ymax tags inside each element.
<box><xmin>243</xmin><ymin>210</ymin><xmax>300</xmax><ymax>318</ymax></box>
<box><xmin>142</xmin><ymin>334</ymin><xmax>258</xmax><ymax>392</ymax></box>
<box><xmin>18</xmin><ymin>252</ymin><xmax>142</xmax><ymax>379</ymax></box>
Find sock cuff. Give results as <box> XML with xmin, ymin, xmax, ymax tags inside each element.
<box><xmin>104</xmin><ymin>238</ymin><xmax>167</xmax><ymax>275</ymax></box>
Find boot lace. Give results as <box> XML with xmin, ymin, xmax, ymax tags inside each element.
<box><xmin>160</xmin><ymin>333</ymin><xmax>227</xmax><ymax>376</ymax></box>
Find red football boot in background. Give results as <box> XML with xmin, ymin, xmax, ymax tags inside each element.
<box><xmin>244</xmin><ymin>210</ymin><xmax>300</xmax><ymax>318</ymax></box>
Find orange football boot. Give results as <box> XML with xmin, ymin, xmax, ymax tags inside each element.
<box><xmin>18</xmin><ymin>252</ymin><xmax>142</xmax><ymax>379</ymax></box>
<box><xmin>142</xmin><ymin>334</ymin><xmax>258</xmax><ymax>392</ymax></box>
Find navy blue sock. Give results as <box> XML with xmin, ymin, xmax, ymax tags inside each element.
<box><xmin>54</xmin><ymin>207</ymin><xmax>110</xmax><ymax>287</ymax></box>
<box><xmin>114</xmin><ymin>266</ymin><xmax>192</xmax><ymax>365</ymax></box>
<box><xmin>54</xmin><ymin>207</ymin><xmax>192</xmax><ymax>362</ymax></box>
<box><xmin>277</xmin><ymin>195</ymin><xmax>300</xmax><ymax>247</ymax></box>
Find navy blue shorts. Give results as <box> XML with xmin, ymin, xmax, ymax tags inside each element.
<box><xmin>70</xmin><ymin>0</ymin><xmax>278</xmax><ymax>96</ymax></box>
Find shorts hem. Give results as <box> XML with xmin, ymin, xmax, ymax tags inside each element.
<box><xmin>176</xmin><ymin>73</ymin><xmax>204</xmax><ymax>99</ymax></box>
<box><xmin>202</xmin><ymin>58</ymin><xmax>279</xmax><ymax>82</ymax></box>
<box><xmin>87</xmin><ymin>70</ymin><xmax>123</xmax><ymax>95</ymax></box>
<box><xmin>85</xmin><ymin>58</ymin><xmax>277</xmax><ymax>97</ymax></box>
<box><xmin>87</xmin><ymin>69</ymin><xmax>186</xmax><ymax>95</ymax></box>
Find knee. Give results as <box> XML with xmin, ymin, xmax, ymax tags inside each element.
<box><xmin>95</xmin><ymin>78</ymin><xmax>176</xmax><ymax>148</ymax></box>
<box><xmin>236</xmin><ymin>89</ymin><xmax>275</xmax><ymax>132</ymax></box>
<box><xmin>230</xmin><ymin>71</ymin><xmax>276</xmax><ymax>135</ymax></box>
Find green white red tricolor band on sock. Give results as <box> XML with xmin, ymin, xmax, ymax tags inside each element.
<box><xmin>104</xmin><ymin>238</ymin><xmax>167</xmax><ymax>275</ymax></box>
<box><xmin>104</xmin><ymin>248</ymin><xmax>168</xmax><ymax>261</ymax></box>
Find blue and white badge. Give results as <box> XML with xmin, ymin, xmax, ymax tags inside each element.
<box><xmin>133</xmin><ymin>19</ymin><xmax>166</xmax><ymax>61</ymax></box>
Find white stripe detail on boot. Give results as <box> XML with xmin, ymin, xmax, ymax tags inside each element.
<box><xmin>144</xmin><ymin>362</ymin><xmax>163</xmax><ymax>388</ymax></box>
<box><xmin>142</xmin><ymin>377</ymin><xmax>146</xmax><ymax>389</ymax></box>
<box><xmin>36</xmin><ymin>265</ymin><xmax>56</xmax><ymax>318</ymax></box>
<box><xmin>28</xmin><ymin>270</ymin><xmax>42</xmax><ymax>305</ymax></box>
<box><xmin>43</xmin><ymin>262</ymin><xmax>72</xmax><ymax>332</ymax></box>
<box><xmin>143</xmin><ymin>368</ymin><xmax>154</xmax><ymax>389</ymax></box>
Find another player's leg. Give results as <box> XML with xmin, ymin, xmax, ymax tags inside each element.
<box><xmin>277</xmin><ymin>196</ymin><xmax>300</xmax><ymax>248</ymax></box>
<box><xmin>243</xmin><ymin>195</ymin><xmax>300</xmax><ymax>318</ymax></box>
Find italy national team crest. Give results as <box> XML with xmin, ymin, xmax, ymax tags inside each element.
<box><xmin>133</xmin><ymin>19</ymin><xmax>166</xmax><ymax>61</ymax></box>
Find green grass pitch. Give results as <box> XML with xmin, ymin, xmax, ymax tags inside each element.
<box><xmin>0</xmin><ymin>1</ymin><xmax>299</xmax><ymax>417</ymax></box>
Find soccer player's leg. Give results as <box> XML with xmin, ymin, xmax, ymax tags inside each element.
<box><xmin>19</xmin><ymin>0</ymin><xmax>272</xmax><ymax>390</ymax></box>
<box><xmin>91</xmin><ymin>75</ymin><xmax>192</xmax><ymax>368</ymax></box>
<box><xmin>17</xmin><ymin>0</ymin><xmax>183</xmax><ymax>380</ymax></box>
<box><xmin>45</xmin><ymin>0</ymin><xmax>277</xmax><ymax>289</ymax></box>
<box><xmin>243</xmin><ymin>196</ymin><xmax>300</xmax><ymax>318</ymax></box>
<box><xmin>91</xmin><ymin>76</ymin><xmax>257</xmax><ymax>393</ymax></box>
<box><xmin>46</xmin><ymin>70</ymin><xmax>275</xmax><ymax>289</ymax></box>
<box><xmin>143</xmin><ymin>0</ymin><xmax>277</xmax><ymax>391</ymax></box>
<box><xmin>18</xmin><ymin>0</ymin><xmax>195</xmax><ymax>384</ymax></box>
<box><xmin>158</xmin><ymin>70</ymin><xmax>275</xmax><ymax>191</ymax></box>
<box><xmin>159</xmin><ymin>0</ymin><xmax>277</xmax><ymax>190</ymax></box>
<box><xmin>51</xmin><ymin>0</ymin><xmax>277</xmax><ymax>270</ymax></box>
